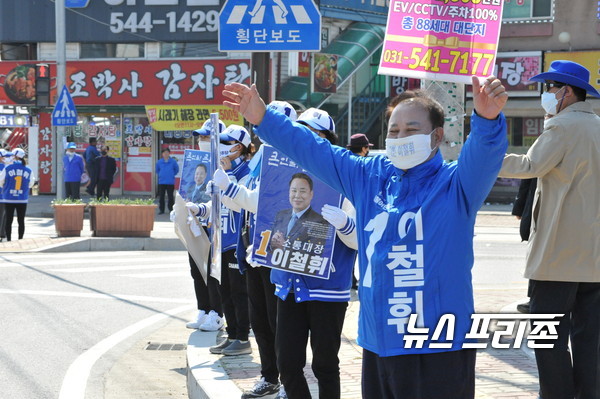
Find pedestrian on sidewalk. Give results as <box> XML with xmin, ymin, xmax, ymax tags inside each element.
<box><xmin>183</xmin><ymin>120</ymin><xmax>226</xmax><ymax>331</ymax></box>
<box><xmin>84</xmin><ymin>137</ymin><xmax>100</xmax><ymax>196</ymax></box>
<box><xmin>498</xmin><ymin>60</ymin><xmax>600</xmax><ymax>399</ymax></box>
<box><xmin>222</xmin><ymin>75</ymin><xmax>508</xmax><ymax>398</ymax></box>
<box><xmin>93</xmin><ymin>145</ymin><xmax>117</xmax><ymax>200</ymax></box>
<box><xmin>155</xmin><ymin>147</ymin><xmax>179</xmax><ymax>214</ymax></box>
<box><xmin>188</xmin><ymin>125</ymin><xmax>254</xmax><ymax>356</ymax></box>
<box><xmin>0</xmin><ymin>149</ymin><xmax>10</xmax><ymax>242</ymax></box>
<box><xmin>63</xmin><ymin>142</ymin><xmax>84</xmax><ymax>200</ymax></box>
<box><xmin>0</xmin><ymin>148</ymin><xmax>35</xmax><ymax>241</ymax></box>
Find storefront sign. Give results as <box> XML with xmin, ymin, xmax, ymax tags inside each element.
<box><xmin>145</xmin><ymin>105</ymin><xmax>243</xmax><ymax>131</ymax></box>
<box><xmin>312</xmin><ymin>54</ymin><xmax>338</xmax><ymax>94</ymax></box>
<box><xmin>0</xmin><ymin>0</ymin><xmax>222</xmax><ymax>43</ymax></box>
<box><xmin>466</xmin><ymin>51</ymin><xmax>542</xmax><ymax>97</ymax></box>
<box><xmin>298</xmin><ymin>52</ymin><xmax>310</xmax><ymax>78</ymax></box>
<box><xmin>38</xmin><ymin>113</ymin><xmax>53</xmax><ymax>193</ymax></box>
<box><xmin>378</xmin><ymin>0</ymin><xmax>504</xmax><ymax>84</ymax></box>
<box><xmin>522</xmin><ymin>117</ymin><xmax>543</xmax><ymax>147</ymax></box>
<box><xmin>544</xmin><ymin>51</ymin><xmax>600</xmax><ymax>95</ymax></box>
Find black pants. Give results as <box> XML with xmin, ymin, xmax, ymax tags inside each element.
<box><xmin>96</xmin><ymin>179</ymin><xmax>112</xmax><ymax>200</ymax></box>
<box><xmin>4</xmin><ymin>203</ymin><xmax>27</xmax><ymax>241</ymax></box>
<box><xmin>218</xmin><ymin>249</ymin><xmax>249</xmax><ymax>341</ymax></box>
<box><xmin>157</xmin><ymin>184</ymin><xmax>175</xmax><ymax>213</ymax></box>
<box><xmin>188</xmin><ymin>253</ymin><xmax>222</xmax><ymax>315</ymax></box>
<box><xmin>0</xmin><ymin>203</ymin><xmax>6</xmax><ymax>239</ymax></box>
<box><xmin>530</xmin><ymin>279</ymin><xmax>600</xmax><ymax>399</ymax></box>
<box><xmin>65</xmin><ymin>181</ymin><xmax>80</xmax><ymax>199</ymax></box>
<box><xmin>247</xmin><ymin>265</ymin><xmax>279</xmax><ymax>384</ymax></box>
<box><xmin>86</xmin><ymin>165</ymin><xmax>97</xmax><ymax>194</ymax></box>
<box><xmin>362</xmin><ymin>348</ymin><xmax>476</xmax><ymax>399</ymax></box>
<box><xmin>276</xmin><ymin>296</ymin><xmax>347</xmax><ymax>399</ymax></box>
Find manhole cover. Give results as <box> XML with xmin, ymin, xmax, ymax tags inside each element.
<box><xmin>145</xmin><ymin>343</ymin><xmax>186</xmax><ymax>351</ymax></box>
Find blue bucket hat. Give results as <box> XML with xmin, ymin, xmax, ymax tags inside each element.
<box><xmin>529</xmin><ymin>60</ymin><xmax>600</xmax><ymax>98</ymax></box>
<box><xmin>193</xmin><ymin>119</ymin><xmax>226</xmax><ymax>136</ymax></box>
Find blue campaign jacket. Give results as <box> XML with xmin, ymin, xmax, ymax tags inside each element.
<box><xmin>155</xmin><ymin>157</ymin><xmax>179</xmax><ymax>185</ymax></box>
<box><xmin>257</xmin><ymin>108</ymin><xmax>507</xmax><ymax>356</ymax></box>
<box><xmin>1</xmin><ymin>161</ymin><xmax>33</xmax><ymax>203</ymax></box>
<box><xmin>63</xmin><ymin>153</ymin><xmax>85</xmax><ymax>183</ymax></box>
<box><xmin>221</xmin><ymin>159</ymin><xmax>249</xmax><ymax>252</ymax></box>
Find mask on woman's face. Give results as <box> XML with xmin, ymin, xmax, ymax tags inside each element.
<box><xmin>385</xmin><ymin>130</ymin><xmax>436</xmax><ymax>170</ymax></box>
<box><xmin>219</xmin><ymin>143</ymin><xmax>239</xmax><ymax>159</ymax></box>
<box><xmin>198</xmin><ymin>141</ymin><xmax>211</xmax><ymax>152</ymax></box>
<box><xmin>101</xmin><ymin>151</ymin><xmax>108</xmax><ymax>156</ymax></box>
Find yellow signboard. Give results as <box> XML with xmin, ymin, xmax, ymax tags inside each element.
<box><xmin>145</xmin><ymin>105</ymin><xmax>243</xmax><ymax>131</ymax></box>
<box><xmin>544</xmin><ymin>51</ymin><xmax>600</xmax><ymax>93</ymax></box>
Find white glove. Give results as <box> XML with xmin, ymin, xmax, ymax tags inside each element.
<box><xmin>186</xmin><ymin>202</ymin><xmax>199</xmax><ymax>216</ymax></box>
<box><xmin>169</xmin><ymin>210</ymin><xmax>176</xmax><ymax>222</ymax></box>
<box><xmin>321</xmin><ymin>204</ymin><xmax>348</xmax><ymax>230</ymax></box>
<box><xmin>213</xmin><ymin>167</ymin><xmax>230</xmax><ymax>190</ymax></box>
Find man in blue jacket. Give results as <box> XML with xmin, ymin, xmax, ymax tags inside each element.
<box><xmin>223</xmin><ymin>76</ymin><xmax>508</xmax><ymax>398</ymax></box>
<box><xmin>155</xmin><ymin>147</ymin><xmax>179</xmax><ymax>214</ymax></box>
<box><xmin>63</xmin><ymin>142</ymin><xmax>85</xmax><ymax>200</ymax></box>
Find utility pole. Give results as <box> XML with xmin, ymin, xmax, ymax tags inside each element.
<box><xmin>55</xmin><ymin>0</ymin><xmax>66</xmax><ymax>198</ymax></box>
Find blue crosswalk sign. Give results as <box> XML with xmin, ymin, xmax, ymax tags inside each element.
<box><xmin>219</xmin><ymin>0</ymin><xmax>321</xmax><ymax>52</ymax></box>
<box><xmin>52</xmin><ymin>85</ymin><xmax>78</xmax><ymax>126</ymax></box>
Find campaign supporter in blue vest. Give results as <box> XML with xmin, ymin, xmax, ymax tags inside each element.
<box><xmin>222</xmin><ymin>76</ymin><xmax>508</xmax><ymax>398</ymax></box>
<box><xmin>84</xmin><ymin>137</ymin><xmax>101</xmax><ymax>196</ymax></box>
<box><xmin>0</xmin><ymin>149</ymin><xmax>9</xmax><ymax>241</ymax></box>
<box><xmin>210</xmin><ymin>104</ymin><xmax>358</xmax><ymax>399</ymax></box>
<box><xmin>0</xmin><ymin>148</ymin><xmax>35</xmax><ymax>241</ymax></box>
<box><xmin>184</xmin><ymin>119</ymin><xmax>226</xmax><ymax>331</ymax></box>
<box><xmin>187</xmin><ymin>124</ymin><xmax>253</xmax><ymax>356</ymax></box>
<box><xmin>155</xmin><ymin>147</ymin><xmax>179</xmax><ymax>214</ymax></box>
<box><xmin>63</xmin><ymin>142</ymin><xmax>85</xmax><ymax>200</ymax></box>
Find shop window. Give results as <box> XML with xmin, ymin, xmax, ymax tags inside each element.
<box><xmin>80</xmin><ymin>43</ymin><xmax>145</xmax><ymax>59</ymax></box>
<box><xmin>0</xmin><ymin>43</ymin><xmax>36</xmax><ymax>60</ymax></box>
<box><xmin>159</xmin><ymin>42</ymin><xmax>221</xmax><ymax>58</ymax></box>
<box><xmin>503</xmin><ymin>0</ymin><xmax>553</xmax><ymax>22</ymax></box>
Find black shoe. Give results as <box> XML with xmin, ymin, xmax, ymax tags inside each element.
<box><xmin>209</xmin><ymin>338</ymin><xmax>232</xmax><ymax>354</ymax></box>
<box><xmin>517</xmin><ymin>301</ymin><xmax>530</xmax><ymax>314</ymax></box>
<box><xmin>242</xmin><ymin>377</ymin><xmax>281</xmax><ymax>398</ymax></box>
<box><xmin>158</xmin><ymin>211</ymin><xmax>165</xmax><ymax>215</ymax></box>
<box><xmin>221</xmin><ymin>339</ymin><xmax>252</xmax><ymax>356</ymax></box>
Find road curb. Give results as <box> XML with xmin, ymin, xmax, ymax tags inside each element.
<box><xmin>186</xmin><ymin>330</ymin><xmax>243</xmax><ymax>399</ymax></box>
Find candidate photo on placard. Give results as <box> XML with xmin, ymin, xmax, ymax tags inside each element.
<box><xmin>252</xmin><ymin>146</ymin><xmax>341</xmax><ymax>279</ymax></box>
<box><xmin>179</xmin><ymin>149</ymin><xmax>212</xmax><ymax>203</ymax></box>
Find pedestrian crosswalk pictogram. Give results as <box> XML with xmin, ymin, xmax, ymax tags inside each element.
<box><xmin>219</xmin><ymin>0</ymin><xmax>321</xmax><ymax>52</ymax></box>
<box><xmin>52</xmin><ymin>85</ymin><xmax>78</xmax><ymax>126</ymax></box>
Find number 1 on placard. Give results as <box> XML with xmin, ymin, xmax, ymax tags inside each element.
<box><xmin>255</xmin><ymin>230</ymin><xmax>272</xmax><ymax>257</ymax></box>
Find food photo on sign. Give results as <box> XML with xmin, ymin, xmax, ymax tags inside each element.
<box><xmin>312</xmin><ymin>53</ymin><xmax>338</xmax><ymax>93</ymax></box>
<box><xmin>252</xmin><ymin>146</ymin><xmax>341</xmax><ymax>280</ymax></box>
<box><xmin>0</xmin><ymin>64</ymin><xmax>37</xmax><ymax>105</ymax></box>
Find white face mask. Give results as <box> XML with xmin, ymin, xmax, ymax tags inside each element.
<box><xmin>67</xmin><ymin>151</ymin><xmax>75</xmax><ymax>158</ymax></box>
<box><xmin>220</xmin><ymin>143</ymin><xmax>237</xmax><ymax>158</ymax></box>
<box><xmin>541</xmin><ymin>87</ymin><xmax>564</xmax><ymax>115</ymax></box>
<box><xmin>385</xmin><ymin>130</ymin><xmax>435</xmax><ymax>170</ymax></box>
<box><xmin>198</xmin><ymin>141</ymin><xmax>211</xmax><ymax>152</ymax></box>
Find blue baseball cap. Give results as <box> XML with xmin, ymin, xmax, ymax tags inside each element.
<box><xmin>529</xmin><ymin>60</ymin><xmax>600</xmax><ymax>98</ymax></box>
<box><xmin>193</xmin><ymin>119</ymin><xmax>226</xmax><ymax>136</ymax></box>
<box><xmin>66</xmin><ymin>142</ymin><xmax>77</xmax><ymax>149</ymax></box>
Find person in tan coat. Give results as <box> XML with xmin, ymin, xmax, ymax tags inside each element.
<box><xmin>499</xmin><ymin>60</ymin><xmax>600</xmax><ymax>399</ymax></box>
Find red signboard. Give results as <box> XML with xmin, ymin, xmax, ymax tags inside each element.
<box><xmin>1</xmin><ymin>59</ymin><xmax>250</xmax><ymax>106</ymax></box>
<box><xmin>38</xmin><ymin>113</ymin><xmax>53</xmax><ymax>193</ymax></box>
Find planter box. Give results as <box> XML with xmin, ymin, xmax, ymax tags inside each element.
<box><xmin>53</xmin><ymin>204</ymin><xmax>86</xmax><ymax>237</ymax></box>
<box><xmin>89</xmin><ymin>204</ymin><xmax>157</xmax><ymax>237</ymax></box>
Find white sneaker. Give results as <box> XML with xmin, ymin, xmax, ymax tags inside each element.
<box><xmin>199</xmin><ymin>310</ymin><xmax>224</xmax><ymax>331</ymax></box>
<box><xmin>186</xmin><ymin>310</ymin><xmax>207</xmax><ymax>329</ymax></box>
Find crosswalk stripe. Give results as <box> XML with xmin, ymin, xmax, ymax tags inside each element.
<box><xmin>0</xmin><ymin>288</ymin><xmax>191</xmax><ymax>303</ymax></box>
<box><xmin>118</xmin><ymin>271</ymin><xmax>189</xmax><ymax>278</ymax></box>
<box><xmin>273</xmin><ymin>5</ymin><xmax>287</xmax><ymax>23</ymax></box>
<box><xmin>291</xmin><ymin>5</ymin><xmax>312</xmax><ymax>24</ymax></box>
<box><xmin>227</xmin><ymin>5</ymin><xmax>247</xmax><ymax>24</ymax></box>
<box><xmin>250</xmin><ymin>5</ymin><xmax>265</xmax><ymax>24</ymax></box>
<box><xmin>51</xmin><ymin>264</ymin><xmax>186</xmax><ymax>273</ymax></box>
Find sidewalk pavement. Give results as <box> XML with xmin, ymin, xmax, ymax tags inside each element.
<box><xmin>2</xmin><ymin>195</ymin><xmax>540</xmax><ymax>398</ymax></box>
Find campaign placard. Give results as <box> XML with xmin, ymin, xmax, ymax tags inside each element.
<box><xmin>378</xmin><ymin>0</ymin><xmax>504</xmax><ymax>84</ymax></box>
<box><xmin>178</xmin><ymin>149</ymin><xmax>212</xmax><ymax>204</ymax></box>
<box><xmin>252</xmin><ymin>146</ymin><xmax>340</xmax><ymax>279</ymax></box>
